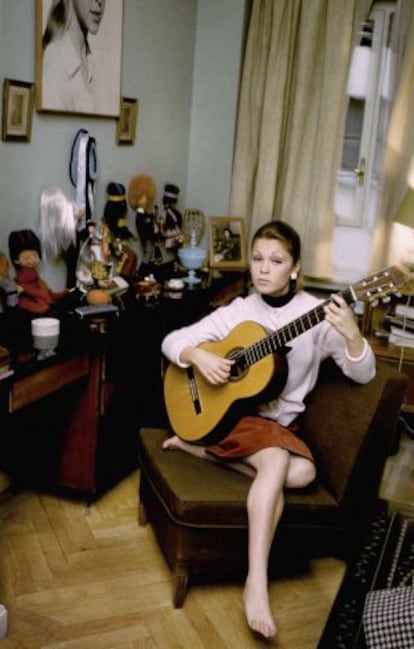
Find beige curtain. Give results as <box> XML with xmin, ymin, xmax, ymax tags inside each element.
<box><xmin>229</xmin><ymin>0</ymin><xmax>371</xmax><ymax>277</ymax></box>
<box><xmin>371</xmin><ymin>0</ymin><xmax>414</xmax><ymax>269</ymax></box>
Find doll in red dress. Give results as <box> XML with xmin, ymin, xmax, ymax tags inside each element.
<box><xmin>8</xmin><ymin>229</ymin><xmax>69</xmax><ymax>315</ymax></box>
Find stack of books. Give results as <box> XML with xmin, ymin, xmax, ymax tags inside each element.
<box><xmin>385</xmin><ymin>303</ymin><xmax>414</xmax><ymax>348</ymax></box>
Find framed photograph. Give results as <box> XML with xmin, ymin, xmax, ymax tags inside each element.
<box><xmin>209</xmin><ymin>217</ymin><xmax>247</xmax><ymax>270</ymax></box>
<box><xmin>116</xmin><ymin>97</ymin><xmax>138</xmax><ymax>145</ymax></box>
<box><xmin>2</xmin><ymin>79</ymin><xmax>35</xmax><ymax>142</ymax></box>
<box><xmin>35</xmin><ymin>0</ymin><xmax>123</xmax><ymax>117</ymax></box>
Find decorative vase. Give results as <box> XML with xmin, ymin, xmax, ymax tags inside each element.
<box><xmin>178</xmin><ymin>233</ymin><xmax>206</xmax><ymax>286</ymax></box>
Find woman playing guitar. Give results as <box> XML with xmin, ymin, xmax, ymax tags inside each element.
<box><xmin>161</xmin><ymin>220</ymin><xmax>376</xmax><ymax>639</ymax></box>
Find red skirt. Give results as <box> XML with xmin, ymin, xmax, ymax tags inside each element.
<box><xmin>206</xmin><ymin>415</ymin><xmax>314</xmax><ymax>462</ymax></box>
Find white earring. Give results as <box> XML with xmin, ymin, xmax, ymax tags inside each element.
<box><xmin>290</xmin><ymin>271</ymin><xmax>298</xmax><ymax>281</ymax></box>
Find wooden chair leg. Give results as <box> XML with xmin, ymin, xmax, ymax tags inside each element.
<box><xmin>172</xmin><ymin>565</ymin><xmax>189</xmax><ymax>608</ymax></box>
<box><xmin>138</xmin><ymin>500</ymin><xmax>147</xmax><ymax>526</ymax></box>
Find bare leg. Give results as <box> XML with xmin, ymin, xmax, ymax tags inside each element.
<box><xmin>242</xmin><ymin>447</ymin><xmax>289</xmax><ymax>638</ymax></box>
<box><xmin>242</xmin><ymin>450</ymin><xmax>316</xmax><ymax>638</ymax></box>
<box><xmin>162</xmin><ymin>435</ymin><xmax>256</xmax><ymax>477</ymax></box>
<box><xmin>163</xmin><ymin>436</ymin><xmax>315</xmax><ymax>638</ymax></box>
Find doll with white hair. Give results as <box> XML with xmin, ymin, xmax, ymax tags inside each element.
<box><xmin>38</xmin><ymin>186</ymin><xmax>84</xmax><ymax>287</ymax></box>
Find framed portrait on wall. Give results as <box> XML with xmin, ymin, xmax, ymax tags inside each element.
<box><xmin>35</xmin><ymin>0</ymin><xmax>124</xmax><ymax>117</ymax></box>
<box><xmin>209</xmin><ymin>217</ymin><xmax>247</xmax><ymax>270</ymax></box>
<box><xmin>116</xmin><ymin>97</ymin><xmax>138</xmax><ymax>145</ymax></box>
<box><xmin>2</xmin><ymin>79</ymin><xmax>35</xmax><ymax>142</ymax></box>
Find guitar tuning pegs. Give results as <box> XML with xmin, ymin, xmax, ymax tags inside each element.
<box><xmin>370</xmin><ymin>299</ymin><xmax>379</xmax><ymax>308</ymax></box>
<box><xmin>381</xmin><ymin>296</ymin><xmax>391</xmax><ymax>303</ymax></box>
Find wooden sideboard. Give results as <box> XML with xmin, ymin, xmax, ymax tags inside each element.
<box><xmin>0</xmin><ymin>314</ymin><xmax>139</xmax><ymax>500</ymax></box>
<box><xmin>0</xmin><ymin>274</ymin><xmax>247</xmax><ymax>499</ymax></box>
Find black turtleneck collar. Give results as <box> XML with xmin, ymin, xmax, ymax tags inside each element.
<box><xmin>261</xmin><ymin>290</ymin><xmax>295</xmax><ymax>308</ymax></box>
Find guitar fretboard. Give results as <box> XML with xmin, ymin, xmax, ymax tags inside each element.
<box><xmin>233</xmin><ymin>287</ymin><xmax>355</xmax><ymax>368</ymax></box>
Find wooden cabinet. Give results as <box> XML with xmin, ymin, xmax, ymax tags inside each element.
<box><xmin>0</xmin><ymin>316</ymin><xmax>139</xmax><ymax>500</ymax></box>
<box><xmin>9</xmin><ymin>354</ymin><xmax>89</xmax><ymax>412</ymax></box>
<box><xmin>0</xmin><ymin>276</ymin><xmax>248</xmax><ymax>499</ymax></box>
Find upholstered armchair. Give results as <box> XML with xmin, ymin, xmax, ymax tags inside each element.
<box><xmin>137</xmin><ymin>359</ymin><xmax>407</xmax><ymax>607</ymax></box>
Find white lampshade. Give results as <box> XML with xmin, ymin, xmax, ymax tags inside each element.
<box><xmin>394</xmin><ymin>189</ymin><xmax>414</xmax><ymax>229</ymax></box>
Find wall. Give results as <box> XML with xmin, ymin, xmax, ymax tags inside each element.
<box><xmin>186</xmin><ymin>0</ymin><xmax>246</xmax><ymax>218</ymax></box>
<box><xmin>0</xmin><ymin>0</ymin><xmax>246</xmax><ymax>288</ymax></box>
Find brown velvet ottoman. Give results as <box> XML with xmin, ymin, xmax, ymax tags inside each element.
<box><xmin>137</xmin><ymin>359</ymin><xmax>407</xmax><ymax>607</ymax></box>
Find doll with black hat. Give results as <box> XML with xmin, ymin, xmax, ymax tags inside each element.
<box><xmin>127</xmin><ymin>174</ymin><xmax>162</xmax><ymax>276</ymax></box>
<box><xmin>103</xmin><ymin>182</ymin><xmax>137</xmax><ymax>281</ymax></box>
<box><xmin>158</xmin><ymin>183</ymin><xmax>184</xmax><ymax>254</ymax></box>
<box><xmin>8</xmin><ymin>229</ymin><xmax>69</xmax><ymax>315</ymax></box>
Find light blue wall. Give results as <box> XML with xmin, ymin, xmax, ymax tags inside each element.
<box><xmin>0</xmin><ymin>0</ymin><xmax>246</xmax><ymax>288</ymax></box>
<box><xmin>187</xmin><ymin>0</ymin><xmax>246</xmax><ymax>220</ymax></box>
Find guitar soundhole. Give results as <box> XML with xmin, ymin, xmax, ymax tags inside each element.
<box><xmin>228</xmin><ymin>348</ymin><xmax>247</xmax><ymax>381</ymax></box>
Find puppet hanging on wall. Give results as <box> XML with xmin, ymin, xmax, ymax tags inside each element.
<box><xmin>8</xmin><ymin>229</ymin><xmax>69</xmax><ymax>315</ymax></box>
<box><xmin>103</xmin><ymin>182</ymin><xmax>137</xmax><ymax>281</ymax></box>
<box><xmin>127</xmin><ymin>174</ymin><xmax>162</xmax><ymax>276</ymax></box>
<box><xmin>69</xmin><ymin>128</ymin><xmax>97</xmax><ymax>235</ymax></box>
<box><xmin>158</xmin><ymin>183</ymin><xmax>184</xmax><ymax>254</ymax></box>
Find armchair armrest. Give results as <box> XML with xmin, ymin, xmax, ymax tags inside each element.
<box><xmin>300</xmin><ymin>359</ymin><xmax>407</xmax><ymax>504</ymax></box>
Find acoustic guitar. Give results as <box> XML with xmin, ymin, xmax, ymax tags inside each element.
<box><xmin>163</xmin><ymin>266</ymin><xmax>407</xmax><ymax>442</ymax></box>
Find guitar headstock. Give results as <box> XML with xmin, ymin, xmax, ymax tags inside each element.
<box><xmin>351</xmin><ymin>265</ymin><xmax>410</xmax><ymax>303</ymax></box>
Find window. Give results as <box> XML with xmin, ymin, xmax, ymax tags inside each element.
<box><xmin>333</xmin><ymin>2</ymin><xmax>397</xmax><ymax>280</ymax></box>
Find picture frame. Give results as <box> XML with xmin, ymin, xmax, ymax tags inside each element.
<box><xmin>116</xmin><ymin>97</ymin><xmax>138</xmax><ymax>145</ymax></box>
<box><xmin>209</xmin><ymin>217</ymin><xmax>247</xmax><ymax>270</ymax></box>
<box><xmin>2</xmin><ymin>79</ymin><xmax>35</xmax><ymax>142</ymax></box>
<box><xmin>35</xmin><ymin>0</ymin><xmax>123</xmax><ymax>117</ymax></box>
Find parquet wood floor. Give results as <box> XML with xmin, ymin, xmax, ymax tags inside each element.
<box><xmin>0</xmin><ymin>430</ymin><xmax>411</xmax><ymax>648</ymax></box>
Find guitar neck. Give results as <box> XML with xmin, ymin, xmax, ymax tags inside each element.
<box><xmin>238</xmin><ymin>286</ymin><xmax>355</xmax><ymax>368</ymax></box>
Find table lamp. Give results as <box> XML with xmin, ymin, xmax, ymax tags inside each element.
<box><xmin>393</xmin><ymin>188</ymin><xmax>414</xmax><ymax>295</ymax></box>
<box><xmin>394</xmin><ymin>188</ymin><xmax>414</xmax><ymax>228</ymax></box>
<box><xmin>178</xmin><ymin>229</ymin><xmax>206</xmax><ymax>286</ymax></box>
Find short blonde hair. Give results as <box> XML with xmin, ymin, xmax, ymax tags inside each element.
<box><xmin>127</xmin><ymin>175</ymin><xmax>157</xmax><ymax>209</ymax></box>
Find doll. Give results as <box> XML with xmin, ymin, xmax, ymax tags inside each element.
<box><xmin>38</xmin><ymin>186</ymin><xmax>85</xmax><ymax>288</ymax></box>
<box><xmin>8</xmin><ymin>229</ymin><xmax>69</xmax><ymax>315</ymax></box>
<box><xmin>158</xmin><ymin>183</ymin><xmax>184</xmax><ymax>253</ymax></box>
<box><xmin>127</xmin><ymin>174</ymin><xmax>161</xmax><ymax>276</ymax></box>
<box><xmin>103</xmin><ymin>182</ymin><xmax>137</xmax><ymax>281</ymax></box>
<box><xmin>0</xmin><ymin>251</ymin><xmax>19</xmax><ymax>313</ymax></box>
<box><xmin>75</xmin><ymin>218</ymin><xmax>111</xmax><ymax>292</ymax></box>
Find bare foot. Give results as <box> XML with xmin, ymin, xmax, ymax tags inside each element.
<box><xmin>243</xmin><ymin>579</ymin><xmax>277</xmax><ymax>639</ymax></box>
<box><xmin>162</xmin><ymin>436</ymin><xmax>209</xmax><ymax>461</ymax></box>
<box><xmin>162</xmin><ymin>435</ymin><xmax>184</xmax><ymax>451</ymax></box>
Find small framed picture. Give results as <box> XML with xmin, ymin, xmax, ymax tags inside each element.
<box><xmin>2</xmin><ymin>79</ymin><xmax>35</xmax><ymax>142</ymax></box>
<box><xmin>116</xmin><ymin>97</ymin><xmax>138</xmax><ymax>145</ymax></box>
<box><xmin>209</xmin><ymin>217</ymin><xmax>247</xmax><ymax>270</ymax></box>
